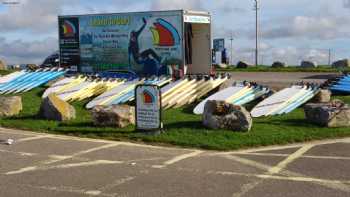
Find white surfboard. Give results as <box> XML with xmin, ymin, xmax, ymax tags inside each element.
<box><xmin>56</xmin><ymin>80</ymin><xmax>93</xmax><ymax>101</ymax></box>
<box><xmin>85</xmin><ymin>79</ymin><xmax>139</xmax><ymax>109</ymax></box>
<box><xmin>251</xmin><ymin>86</ymin><xmax>305</xmax><ymax>118</ymax></box>
<box><xmin>193</xmin><ymin>85</ymin><xmax>246</xmax><ymax>115</ymax></box>
<box><xmin>0</xmin><ymin>70</ymin><xmax>26</xmax><ymax>84</ymax></box>
<box><xmin>42</xmin><ymin>76</ymin><xmax>82</xmax><ymax>98</ymax></box>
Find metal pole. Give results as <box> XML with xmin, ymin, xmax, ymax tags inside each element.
<box><xmin>328</xmin><ymin>49</ymin><xmax>331</xmax><ymax>66</ymax></box>
<box><xmin>230</xmin><ymin>32</ymin><xmax>233</xmax><ymax>66</ymax></box>
<box><xmin>254</xmin><ymin>0</ymin><xmax>259</xmax><ymax>67</ymax></box>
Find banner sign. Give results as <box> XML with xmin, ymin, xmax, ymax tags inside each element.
<box><xmin>135</xmin><ymin>84</ymin><xmax>162</xmax><ymax>131</ymax></box>
<box><xmin>184</xmin><ymin>15</ymin><xmax>210</xmax><ymax>23</ymax></box>
<box><xmin>213</xmin><ymin>38</ymin><xmax>225</xmax><ymax>52</ymax></box>
<box><xmin>59</xmin><ymin>11</ymin><xmax>183</xmax><ymax>75</ymax></box>
<box><xmin>59</xmin><ymin>17</ymin><xmax>80</xmax><ymax>67</ymax></box>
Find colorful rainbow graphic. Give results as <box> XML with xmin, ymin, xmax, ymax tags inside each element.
<box><xmin>62</xmin><ymin>20</ymin><xmax>77</xmax><ymax>37</ymax></box>
<box><xmin>142</xmin><ymin>90</ymin><xmax>155</xmax><ymax>104</ymax></box>
<box><xmin>150</xmin><ymin>18</ymin><xmax>180</xmax><ymax>47</ymax></box>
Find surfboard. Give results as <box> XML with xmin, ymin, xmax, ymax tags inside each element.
<box><xmin>234</xmin><ymin>87</ymin><xmax>270</xmax><ymax>106</ymax></box>
<box><xmin>161</xmin><ymin>78</ymin><xmax>189</xmax><ymax>98</ymax></box>
<box><xmin>56</xmin><ymin>79</ymin><xmax>94</xmax><ymax>101</ymax></box>
<box><xmin>42</xmin><ymin>76</ymin><xmax>86</xmax><ymax>98</ymax></box>
<box><xmin>164</xmin><ymin>78</ymin><xmax>204</xmax><ymax>109</ymax></box>
<box><xmin>0</xmin><ymin>69</ymin><xmax>44</xmax><ymax>93</ymax></box>
<box><xmin>276</xmin><ymin>87</ymin><xmax>318</xmax><ymax>115</ymax></box>
<box><xmin>85</xmin><ymin>79</ymin><xmax>140</xmax><ymax>109</ymax></box>
<box><xmin>193</xmin><ymin>84</ymin><xmax>246</xmax><ymax>115</ymax></box>
<box><xmin>172</xmin><ymin>78</ymin><xmax>209</xmax><ymax>108</ymax></box>
<box><xmin>162</xmin><ymin>78</ymin><xmax>197</xmax><ymax>105</ymax></box>
<box><xmin>0</xmin><ymin>70</ymin><xmax>26</xmax><ymax>84</ymax></box>
<box><xmin>17</xmin><ymin>68</ymin><xmax>66</xmax><ymax>93</ymax></box>
<box><xmin>268</xmin><ymin>86</ymin><xmax>308</xmax><ymax>116</ymax></box>
<box><xmin>187</xmin><ymin>76</ymin><xmax>229</xmax><ymax>105</ymax></box>
<box><xmin>251</xmin><ymin>86</ymin><xmax>306</xmax><ymax>118</ymax></box>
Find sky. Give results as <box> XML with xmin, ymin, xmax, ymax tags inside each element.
<box><xmin>0</xmin><ymin>0</ymin><xmax>349</xmax><ymax>65</ymax></box>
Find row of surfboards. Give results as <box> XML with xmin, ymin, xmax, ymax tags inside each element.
<box><xmin>250</xmin><ymin>84</ymin><xmax>320</xmax><ymax>117</ymax></box>
<box><xmin>43</xmin><ymin>74</ymin><xmax>230</xmax><ymax>109</ymax></box>
<box><xmin>193</xmin><ymin>82</ymin><xmax>320</xmax><ymax>117</ymax></box>
<box><xmin>0</xmin><ymin>68</ymin><xmax>66</xmax><ymax>94</ymax></box>
<box><xmin>0</xmin><ymin>69</ymin><xmax>321</xmax><ymax>117</ymax></box>
<box><xmin>329</xmin><ymin>74</ymin><xmax>350</xmax><ymax>93</ymax></box>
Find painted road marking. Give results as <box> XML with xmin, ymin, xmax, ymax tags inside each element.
<box><xmin>6</xmin><ymin>160</ymin><xmax>123</xmax><ymax>175</ymax></box>
<box><xmin>233</xmin><ymin>152</ymin><xmax>350</xmax><ymax>161</ymax></box>
<box><xmin>16</xmin><ymin>135</ymin><xmax>49</xmax><ymax>142</ymax></box>
<box><xmin>224</xmin><ymin>152</ymin><xmax>350</xmax><ymax>193</ymax></box>
<box><xmin>4</xmin><ymin>143</ymin><xmax>123</xmax><ymax>175</ymax></box>
<box><xmin>152</xmin><ymin>150</ymin><xmax>203</xmax><ymax>168</ymax></box>
<box><xmin>268</xmin><ymin>144</ymin><xmax>314</xmax><ymax>174</ymax></box>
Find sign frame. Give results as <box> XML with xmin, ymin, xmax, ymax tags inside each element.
<box><xmin>135</xmin><ymin>84</ymin><xmax>163</xmax><ymax>132</ymax></box>
<box><xmin>213</xmin><ymin>38</ymin><xmax>225</xmax><ymax>52</ymax></box>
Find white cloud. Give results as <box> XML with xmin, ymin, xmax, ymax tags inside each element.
<box><xmin>150</xmin><ymin>0</ymin><xmax>203</xmax><ymax>10</ymax></box>
<box><xmin>0</xmin><ymin>0</ymin><xmax>69</xmax><ymax>33</ymax></box>
<box><xmin>259</xmin><ymin>15</ymin><xmax>350</xmax><ymax>40</ymax></box>
<box><xmin>0</xmin><ymin>37</ymin><xmax>57</xmax><ymax>64</ymax></box>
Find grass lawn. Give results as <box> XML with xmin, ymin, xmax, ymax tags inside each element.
<box><xmin>1</xmin><ymin>87</ymin><xmax>350</xmax><ymax>151</ymax></box>
<box><xmin>0</xmin><ymin>70</ymin><xmax>14</xmax><ymax>75</ymax></box>
<box><xmin>217</xmin><ymin>65</ymin><xmax>349</xmax><ymax>73</ymax></box>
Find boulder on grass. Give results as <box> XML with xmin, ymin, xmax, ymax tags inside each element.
<box><xmin>0</xmin><ymin>59</ymin><xmax>6</xmax><ymax>70</ymax></box>
<box><xmin>311</xmin><ymin>89</ymin><xmax>331</xmax><ymax>103</ymax></box>
<box><xmin>301</xmin><ymin>61</ymin><xmax>317</xmax><ymax>68</ymax></box>
<box><xmin>91</xmin><ymin>105</ymin><xmax>135</xmax><ymax>128</ymax></box>
<box><xmin>304</xmin><ymin>99</ymin><xmax>350</xmax><ymax>128</ymax></box>
<box><xmin>0</xmin><ymin>96</ymin><xmax>22</xmax><ymax>117</ymax></box>
<box><xmin>332</xmin><ymin>59</ymin><xmax>350</xmax><ymax>68</ymax></box>
<box><xmin>39</xmin><ymin>94</ymin><xmax>76</xmax><ymax>121</ymax></box>
<box><xmin>272</xmin><ymin>61</ymin><xmax>287</xmax><ymax>68</ymax></box>
<box><xmin>236</xmin><ymin>61</ymin><xmax>252</xmax><ymax>69</ymax></box>
<box><xmin>203</xmin><ymin>100</ymin><xmax>252</xmax><ymax>132</ymax></box>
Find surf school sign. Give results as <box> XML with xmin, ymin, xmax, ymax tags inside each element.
<box><xmin>59</xmin><ymin>11</ymin><xmax>183</xmax><ymax>75</ymax></box>
<box><xmin>135</xmin><ymin>84</ymin><xmax>162</xmax><ymax>131</ymax></box>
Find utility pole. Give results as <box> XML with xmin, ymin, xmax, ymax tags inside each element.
<box><xmin>230</xmin><ymin>32</ymin><xmax>233</xmax><ymax>66</ymax></box>
<box><xmin>254</xmin><ymin>0</ymin><xmax>259</xmax><ymax>67</ymax></box>
<box><xmin>328</xmin><ymin>49</ymin><xmax>331</xmax><ymax>66</ymax></box>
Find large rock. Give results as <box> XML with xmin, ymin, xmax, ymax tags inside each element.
<box><xmin>311</xmin><ymin>89</ymin><xmax>331</xmax><ymax>103</ymax></box>
<box><xmin>91</xmin><ymin>105</ymin><xmax>135</xmax><ymax>128</ymax></box>
<box><xmin>202</xmin><ymin>100</ymin><xmax>252</xmax><ymax>132</ymax></box>
<box><xmin>301</xmin><ymin>61</ymin><xmax>317</xmax><ymax>68</ymax></box>
<box><xmin>332</xmin><ymin>59</ymin><xmax>350</xmax><ymax>68</ymax></box>
<box><xmin>304</xmin><ymin>100</ymin><xmax>350</xmax><ymax>128</ymax></box>
<box><xmin>0</xmin><ymin>59</ymin><xmax>6</xmax><ymax>70</ymax></box>
<box><xmin>272</xmin><ymin>61</ymin><xmax>287</xmax><ymax>68</ymax></box>
<box><xmin>236</xmin><ymin>61</ymin><xmax>252</xmax><ymax>69</ymax></box>
<box><xmin>39</xmin><ymin>94</ymin><xmax>76</xmax><ymax>121</ymax></box>
<box><xmin>0</xmin><ymin>96</ymin><xmax>22</xmax><ymax>117</ymax></box>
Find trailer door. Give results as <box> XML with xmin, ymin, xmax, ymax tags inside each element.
<box><xmin>184</xmin><ymin>13</ymin><xmax>211</xmax><ymax>74</ymax></box>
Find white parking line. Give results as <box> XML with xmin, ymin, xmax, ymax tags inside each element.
<box><xmin>6</xmin><ymin>160</ymin><xmax>124</xmax><ymax>175</ymax></box>
<box><xmin>152</xmin><ymin>150</ymin><xmax>203</xmax><ymax>168</ymax></box>
<box><xmin>268</xmin><ymin>144</ymin><xmax>314</xmax><ymax>174</ymax></box>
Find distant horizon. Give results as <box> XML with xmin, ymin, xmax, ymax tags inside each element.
<box><xmin>0</xmin><ymin>0</ymin><xmax>349</xmax><ymax>65</ymax></box>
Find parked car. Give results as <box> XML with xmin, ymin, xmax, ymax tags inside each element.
<box><xmin>41</xmin><ymin>51</ymin><xmax>59</xmax><ymax>67</ymax></box>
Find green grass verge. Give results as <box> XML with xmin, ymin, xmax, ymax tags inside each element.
<box><xmin>1</xmin><ymin>87</ymin><xmax>350</xmax><ymax>151</ymax></box>
<box><xmin>217</xmin><ymin>65</ymin><xmax>349</xmax><ymax>73</ymax></box>
<box><xmin>0</xmin><ymin>70</ymin><xmax>14</xmax><ymax>75</ymax></box>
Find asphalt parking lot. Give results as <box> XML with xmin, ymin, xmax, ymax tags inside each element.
<box><xmin>1</xmin><ymin>127</ymin><xmax>350</xmax><ymax>197</ymax></box>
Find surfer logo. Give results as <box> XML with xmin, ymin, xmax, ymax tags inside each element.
<box><xmin>150</xmin><ymin>18</ymin><xmax>180</xmax><ymax>47</ymax></box>
<box><xmin>62</xmin><ymin>20</ymin><xmax>77</xmax><ymax>37</ymax></box>
<box><xmin>142</xmin><ymin>90</ymin><xmax>155</xmax><ymax>105</ymax></box>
